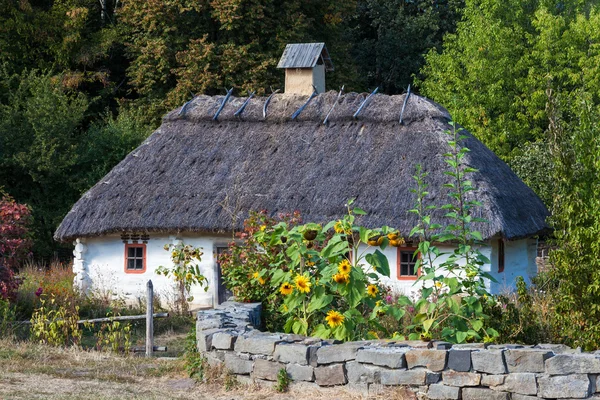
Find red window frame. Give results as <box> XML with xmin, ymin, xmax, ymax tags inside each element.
<box><xmin>397</xmin><ymin>246</ymin><xmax>420</xmax><ymax>280</ymax></box>
<box><xmin>124</xmin><ymin>243</ymin><xmax>146</xmax><ymax>274</ymax></box>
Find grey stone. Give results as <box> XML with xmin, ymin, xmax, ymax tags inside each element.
<box><xmin>273</xmin><ymin>343</ymin><xmax>309</xmax><ymax>365</ymax></box>
<box><xmin>211</xmin><ymin>331</ymin><xmax>237</xmax><ymax>350</ymax></box>
<box><xmin>493</xmin><ymin>373</ymin><xmax>537</xmax><ymax>395</ymax></box>
<box><xmin>480</xmin><ymin>374</ymin><xmax>505</xmax><ymax>386</ymax></box>
<box><xmin>504</xmin><ymin>349</ymin><xmax>553</xmax><ymax>373</ymax></box>
<box><xmin>535</xmin><ymin>343</ymin><xmax>575</xmax><ymax>353</ymax></box>
<box><xmin>286</xmin><ymin>363</ymin><xmax>314</xmax><ymax>382</ymax></box>
<box><xmin>441</xmin><ymin>371</ymin><xmax>481</xmax><ymax>387</ymax></box>
<box><xmin>405</xmin><ymin>349</ymin><xmax>447</xmax><ymax>371</ymax></box>
<box><xmin>511</xmin><ymin>395</ymin><xmax>538</xmax><ymax>400</ymax></box>
<box><xmin>472</xmin><ymin>350</ymin><xmax>507</xmax><ymax>374</ymax></box>
<box><xmin>252</xmin><ymin>359</ymin><xmax>284</xmax><ymax>381</ymax></box>
<box><xmin>452</xmin><ymin>343</ymin><xmax>487</xmax><ymax>350</ymax></box>
<box><xmin>314</xmin><ymin>364</ymin><xmax>347</xmax><ymax>386</ymax></box>
<box><xmin>346</xmin><ymin>361</ymin><xmax>383</xmax><ymax>384</ymax></box>
<box><xmin>462</xmin><ymin>388</ymin><xmax>509</xmax><ymax>400</ymax></box>
<box><xmin>426</xmin><ymin>372</ymin><xmax>442</xmax><ymax>384</ymax></box>
<box><xmin>224</xmin><ymin>352</ymin><xmax>253</xmax><ymax>375</ymax></box>
<box><xmin>380</xmin><ymin>369</ymin><xmax>427</xmax><ymax>386</ymax></box>
<box><xmin>392</xmin><ymin>340</ymin><xmax>433</xmax><ymax>348</ymax></box>
<box><xmin>488</xmin><ymin>344</ymin><xmax>525</xmax><ymax>349</ymax></box>
<box><xmin>234</xmin><ymin>334</ymin><xmax>282</xmax><ymax>356</ymax></box>
<box><xmin>308</xmin><ymin>345</ymin><xmax>320</xmax><ymax>366</ymax></box>
<box><xmin>448</xmin><ymin>349</ymin><xmax>472</xmax><ymax>372</ymax></box>
<box><xmin>356</xmin><ymin>347</ymin><xmax>407</xmax><ymax>368</ymax></box>
<box><xmin>538</xmin><ymin>374</ymin><xmax>590</xmax><ymax>399</ymax></box>
<box><xmin>434</xmin><ymin>341</ymin><xmax>453</xmax><ymax>350</ymax></box>
<box><xmin>316</xmin><ymin>342</ymin><xmax>365</xmax><ymax>364</ymax></box>
<box><xmin>546</xmin><ymin>354</ymin><xmax>600</xmax><ymax>375</ymax></box>
<box><xmin>196</xmin><ymin>328</ymin><xmax>222</xmax><ymax>352</ymax></box>
<box><xmin>427</xmin><ymin>384</ymin><xmax>460</xmax><ymax>400</ymax></box>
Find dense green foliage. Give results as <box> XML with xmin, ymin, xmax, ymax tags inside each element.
<box><xmin>1</xmin><ymin>0</ymin><xmax>465</xmax><ymax>259</ymax></box>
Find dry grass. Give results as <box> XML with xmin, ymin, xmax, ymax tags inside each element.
<box><xmin>0</xmin><ymin>339</ymin><xmax>414</xmax><ymax>399</ymax></box>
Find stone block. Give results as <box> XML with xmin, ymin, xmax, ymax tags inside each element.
<box><xmin>441</xmin><ymin>371</ymin><xmax>481</xmax><ymax>387</ymax></box>
<box><xmin>224</xmin><ymin>352</ymin><xmax>253</xmax><ymax>375</ymax></box>
<box><xmin>536</xmin><ymin>343</ymin><xmax>578</xmax><ymax>354</ymax></box>
<box><xmin>538</xmin><ymin>374</ymin><xmax>590</xmax><ymax>399</ymax></box>
<box><xmin>427</xmin><ymin>384</ymin><xmax>460</xmax><ymax>400</ymax></box>
<box><xmin>345</xmin><ymin>361</ymin><xmax>384</xmax><ymax>384</ymax></box>
<box><xmin>492</xmin><ymin>373</ymin><xmax>537</xmax><ymax>395</ymax></box>
<box><xmin>472</xmin><ymin>350</ymin><xmax>506</xmax><ymax>374</ymax></box>
<box><xmin>380</xmin><ymin>369</ymin><xmax>427</xmax><ymax>386</ymax></box>
<box><xmin>252</xmin><ymin>359</ymin><xmax>284</xmax><ymax>381</ymax></box>
<box><xmin>434</xmin><ymin>341</ymin><xmax>453</xmax><ymax>350</ymax></box>
<box><xmin>462</xmin><ymin>388</ymin><xmax>509</xmax><ymax>400</ymax></box>
<box><xmin>452</xmin><ymin>343</ymin><xmax>487</xmax><ymax>350</ymax></box>
<box><xmin>286</xmin><ymin>363</ymin><xmax>314</xmax><ymax>382</ymax></box>
<box><xmin>488</xmin><ymin>344</ymin><xmax>525</xmax><ymax>349</ymax></box>
<box><xmin>511</xmin><ymin>395</ymin><xmax>538</xmax><ymax>400</ymax></box>
<box><xmin>211</xmin><ymin>331</ymin><xmax>237</xmax><ymax>350</ymax></box>
<box><xmin>480</xmin><ymin>374</ymin><xmax>505</xmax><ymax>386</ymax></box>
<box><xmin>448</xmin><ymin>349</ymin><xmax>472</xmax><ymax>372</ymax></box>
<box><xmin>196</xmin><ymin>328</ymin><xmax>222</xmax><ymax>352</ymax></box>
<box><xmin>356</xmin><ymin>347</ymin><xmax>407</xmax><ymax>369</ymax></box>
<box><xmin>392</xmin><ymin>340</ymin><xmax>433</xmax><ymax>349</ymax></box>
<box><xmin>426</xmin><ymin>372</ymin><xmax>442</xmax><ymax>384</ymax></box>
<box><xmin>316</xmin><ymin>342</ymin><xmax>365</xmax><ymax>364</ymax></box>
<box><xmin>233</xmin><ymin>334</ymin><xmax>282</xmax><ymax>356</ymax></box>
<box><xmin>314</xmin><ymin>364</ymin><xmax>347</xmax><ymax>386</ymax></box>
<box><xmin>546</xmin><ymin>354</ymin><xmax>600</xmax><ymax>375</ymax></box>
<box><xmin>504</xmin><ymin>349</ymin><xmax>553</xmax><ymax>373</ymax></box>
<box><xmin>405</xmin><ymin>349</ymin><xmax>447</xmax><ymax>371</ymax></box>
<box><xmin>273</xmin><ymin>343</ymin><xmax>309</xmax><ymax>365</ymax></box>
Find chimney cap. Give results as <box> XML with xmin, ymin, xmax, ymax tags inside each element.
<box><xmin>277</xmin><ymin>43</ymin><xmax>334</xmax><ymax>72</ymax></box>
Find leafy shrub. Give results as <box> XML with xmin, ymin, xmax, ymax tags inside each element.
<box><xmin>92</xmin><ymin>312</ymin><xmax>132</xmax><ymax>353</ymax></box>
<box><xmin>219</xmin><ymin>211</ymin><xmax>302</xmax><ymax>332</ymax></box>
<box><xmin>156</xmin><ymin>242</ymin><xmax>207</xmax><ymax>314</ymax></box>
<box><xmin>0</xmin><ymin>299</ymin><xmax>16</xmax><ymax>338</ymax></box>
<box><xmin>30</xmin><ymin>294</ymin><xmax>81</xmax><ymax>346</ymax></box>
<box><xmin>402</xmin><ymin>124</ymin><xmax>498</xmax><ymax>343</ymax></box>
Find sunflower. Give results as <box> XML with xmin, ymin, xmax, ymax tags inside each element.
<box><xmin>258</xmin><ymin>277</ymin><xmax>266</xmax><ymax>285</ymax></box>
<box><xmin>295</xmin><ymin>275</ymin><xmax>312</xmax><ymax>293</ymax></box>
<box><xmin>280</xmin><ymin>282</ymin><xmax>293</xmax><ymax>295</ymax></box>
<box><xmin>338</xmin><ymin>259</ymin><xmax>351</xmax><ymax>275</ymax></box>
<box><xmin>333</xmin><ymin>273</ymin><xmax>349</xmax><ymax>284</ymax></box>
<box><xmin>334</xmin><ymin>221</ymin><xmax>345</xmax><ymax>234</ymax></box>
<box><xmin>325</xmin><ymin>310</ymin><xmax>345</xmax><ymax>328</ymax></box>
<box><xmin>367</xmin><ymin>284</ymin><xmax>379</xmax><ymax>297</ymax></box>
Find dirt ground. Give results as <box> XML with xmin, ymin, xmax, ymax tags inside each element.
<box><xmin>0</xmin><ymin>340</ymin><xmax>412</xmax><ymax>400</ymax></box>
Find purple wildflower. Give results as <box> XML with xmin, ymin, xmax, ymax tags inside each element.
<box><xmin>35</xmin><ymin>287</ymin><xmax>43</xmax><ymax>297</ymax></box>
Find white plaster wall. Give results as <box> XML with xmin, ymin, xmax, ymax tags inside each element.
<box><xmin>358</xmin><ymin>239</ymin><xmax>537</xmax><ymax>297</ymax></box>
<box><xmin>75</xmin><ymin>234</ymin><xmax>231</xmax><ymax>309</ymax></box>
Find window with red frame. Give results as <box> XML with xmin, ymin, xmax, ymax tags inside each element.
<box><xmin>397</xmin><ymin>247</ymin><xmax>419</xmax><ymax>280</ymax></box>
<box><xmin>125</xmin><ymin>243</ymin><xmax>146</xmax><ymax>273</ymax></box>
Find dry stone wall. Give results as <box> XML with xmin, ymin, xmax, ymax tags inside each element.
<box><xmin>197</xmin><ymin>303</ymin><xmax>598</xmax><ymax>399</ymax></box>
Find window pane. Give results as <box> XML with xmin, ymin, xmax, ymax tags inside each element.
<box><xmin>136</xmin><ymin>247</ymin><xmax>143</xmax><ymax>258</ymax></box>
<box><xmin>135</xmin><ymin>259</ymin><xmax>143</xmax><ymax>270</ymax></box>
<box><xmin>127</xmin><ymin>259</ymin><xmax>135</xmax><ymax>270</ymax></box>
<box><xmin>401</xmin><ymin>264</ymin><xmax>408</xmax><ymax>276</ymax></box>
<box><xmin>408</xmin><ymin>263</ymin><xmax>416</xmax><ymax>276</ymax></box>
<box><xmin>128</xmin><ymin>247</ymin><xmax>135</xmax><ymax>257</ymax></box>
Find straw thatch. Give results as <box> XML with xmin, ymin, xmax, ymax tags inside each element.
<box><xmin>54</xmin><ymin>91</ymin><xmax>549</xmax><ymax>242</ymax></box>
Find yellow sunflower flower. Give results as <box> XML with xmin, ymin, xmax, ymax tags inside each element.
<box><xmin>258</xmin><ymin>277</ymin><xmax>266</xmax><ymax>285</ymax></box>
<box><xmin>367</xmin><ymin>284</ymin><xmax>379</xmax><ymax>298</ymax></box>
<box><xmin>295</xmin><ymin>275</ymin><xmax>311</xmax><ymax>293</ymax></box>
<box><xmin>334</xmin><ymin>221</ymin><xmax>345</xmax><ymax>234</ymax></box>
<box><xmin>333</xmin><ymin>273</ymin><xmax>349</xmax><ymax>284</ymax></box>
<box><xmin>325</xmin><ymin>310</ymin><xmax>345</xmax><ymax>328</ymax></box>
<box><xmin>280</xmin><ymin>282</ymin><xmax>293</xmax><ymax>295</ymax></box>
<box><xmin>338</xmin><ymin>259</ymin><xmax>351</xmax><ymax>275</ymax></box>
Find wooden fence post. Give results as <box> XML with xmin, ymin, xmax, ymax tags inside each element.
<box><xmin>146</xmin><ymin>280</ymin><xmax>154</xmax><ymax>358</ymax></box>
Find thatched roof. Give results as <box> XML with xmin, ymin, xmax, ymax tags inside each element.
<box><xmin>55</xmin><ymin>92</ymin><xmax>549</xmax><ymax>242</ymax></box>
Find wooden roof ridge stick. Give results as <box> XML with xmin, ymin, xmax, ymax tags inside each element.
<box><xmin>399</xmin><ymin>84</ymin><xmax>412</xmax><ymax>125</ymax></box>
<box><xmin>323</xmin><ymin>85</ymin><xmax>345</xmax><ymax>125</ymax></box>
<box><xmin>178</xmin><ymin>92</ymin><xmax>197</xmax><ymax>117</ymax></box>
<box><xmin>234</xmin><ymin>91</ymin><xmax>255</xmax><ymax>117</ymax></box>
<box><xmin>291</xmin><ymin>85</ymin><xmax>319</xmax><ymax>120</ymax></box>
<box><xmin>263</xmin><ymin>88</ymin><xmax>281</xmax><ymax>119</ymax></box>
<box><xmin>353</xmin><ymin>87</ymin><xmax>379</xmax><ymax>120</ymax></box>
<box><xmin>213</xmin><ymin>87</ymin><xmax>234</xmax><ymax>121</ymax></box>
